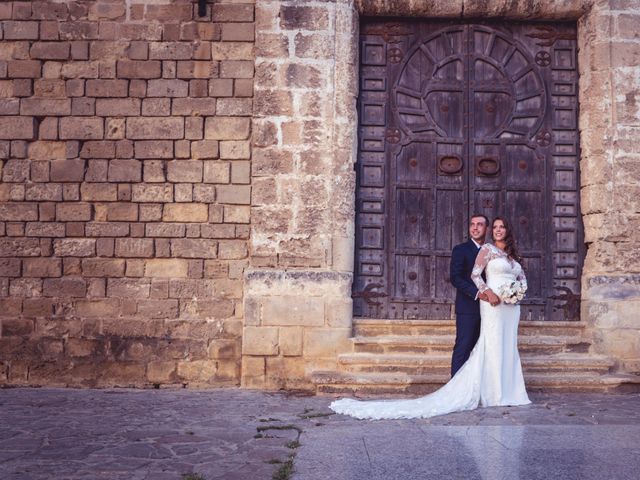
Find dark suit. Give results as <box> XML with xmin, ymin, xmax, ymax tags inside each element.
<box><xmin>449</xmin><ymin>239</ymin><xmax>482</xmax><ymax>376</ymax></box>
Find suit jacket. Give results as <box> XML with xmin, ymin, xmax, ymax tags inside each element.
<box><xmin>450</xmin><ymin>239</ymin><xmax>481</xmax><ymax>315</ymax></box>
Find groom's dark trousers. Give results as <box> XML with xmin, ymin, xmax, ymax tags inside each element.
<box><xmin>450</xmin><ymin>239</ymin><xmax>482</xmax><ymax>377</ymax></box>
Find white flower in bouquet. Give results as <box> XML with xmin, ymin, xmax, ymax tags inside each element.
<box><xmin>497</xmin><ymin>281</ymin><xmax>527</xmax><ymax>304</ymax></box>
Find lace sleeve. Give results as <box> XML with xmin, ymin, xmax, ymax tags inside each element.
<box><xmin>517</xmin><ymin>264</ymin><xmax>528</xmax><ymax>292</ymax></box>
<box><xmin>471</xmin><ymin>244</ymin><xmax>492</xmax><ymax>294</ymax></box>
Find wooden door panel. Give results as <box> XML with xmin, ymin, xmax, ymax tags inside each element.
<box><xmin>354</xmin><ymin>20</ymin><xmax>583</xmax><ymax>320</ymax></box>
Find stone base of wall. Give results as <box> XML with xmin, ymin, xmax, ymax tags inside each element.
<box><xmin>241</xmin><ymin>269</ymin><xmax>352</xmax><ymax>390</ymax></box>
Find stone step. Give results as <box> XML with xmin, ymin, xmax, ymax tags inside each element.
<box><xmin>352</xmin><ymin>335</ymin><xmax>591</xmax><ymax>355</ymax></box>
<box><xmin>312</xmin><ymin>370</ymin><xmax>640</xmax><ymax>395</ymax></box>
<box><xmin>353</xmin><ymin>319</ymin><xmax>587</xmax><ymax>337</ymax></box>
<box><xmin>337</xmin><ymin>352</ymin><xmax>614</xmax><ymax>375</ymax></box>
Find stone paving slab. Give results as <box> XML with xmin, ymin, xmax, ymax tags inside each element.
<box><xmin>1</xmin><ymin>389</ymin><xmax>639</xmax><ymax>480</ymax></box>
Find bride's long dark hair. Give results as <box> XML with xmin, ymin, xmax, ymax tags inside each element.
<box><xmin>492</xmin><ymin>216</ymin><xmax>522</xmax><ymax>263</ymax></box>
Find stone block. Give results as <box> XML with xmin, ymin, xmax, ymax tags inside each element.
<box><xmin>0</xmin><ymin>117</ymin><xmax>35</xmax><ymax>139</ymax></box>
<box><xmin>3</xmin><ymin>21</ymin><xmax>39</xmax><ymax>40</ymax></box>
<box><xmin>212</xmin><ymin>4</ymin><xmax>254</xmax><ymax>22</ymax></box>
<box><xmin>279</xmin><ymin>327</ymin><xmax>303</xmax><ymax>356</ymax></box>
<box><xmin>170</xmin><ymin>238</ymin><xmax>218</xmax><ymax>258</ymax></box>
<box><xmin>177</xmin><ymin>360</ymin><xmax>217</xmax><ymax>382</ymax></box>
<box><xmin>108</xmin><ymin>159</ymin><xmax>142</xmax><ymax>182</ymax></box>
<box><xmin>217</xmin><ymin>185</ymin><xmax>251</xmax><ymax>204</ymax></box>
<box><xmin>20</xmin><ymin>98</ymin><xmax>71</xmax><ymax>116</ymax></box>
<box><xmin>132</xmin><ymin>184</ymin><xmax>173</xmax><ymax>203</ymax></box>
<box><xmin>75</xmin><ymin>299</ymin><xmax>120</xmax><ymax>317</ymax></box>
<box><xmin>115</xmin><ymin>238</ymin><xmax>154</xmax><ymax>258</ymax></box>
<box><xmin>81</xmin><ymin>183</ymin><xmax>118</xmax><ymax>201</ymax></box>
<box><xmin>56</xmin><ymin>203</ymin><xmax>92</xmax><ymax>221</ymax></box>
<box><xmin>50</xmin><ymin>159</ymin><xmax>85</xmax><ymax>182</ymax></box>
<box><xmin>60</xmin><ymin>117</ymin><xmax>103</xmax><ymax>139</ymax></box>
<box><xmin>262</xmin><ymin>296</ymin><xmax>325</xmax><ymax>327</ymax></box>
<box><xmin>0</xmin><ymin>203</ymin><xmax>38</xmax><ymax>221</ymax></box>
<box><xmin>22</xmin><ymin>258</ymin><xmax>62</xmax><ymax>278</ymax></box>
<box><xmin>303</xmin><ymin>328</ymin><xmax>351</xmax><ymax>358</ymax></box>
<box><xmin>0</xmin><ymin>238</ymin><xmax>41</xmax><ymax>257</ymax></box>
<box><xmin>126</xmin><ymin>117</ymin><xmax>184</xmax><ymax>139</ymax></box>
<box><xmin>145</xmin><ymin>259</ymin><xmax>189</xmax><ymax>278</ymax></box>
<box><xmin>106</xmin><ymin>203</ymin><xmax>138</xmax><ymax>222</ymax></box>
<box><xmin>147</xmin><ymin>361</ymin><xmax>177</xmax><ymax>383</ymax></box>
<box><xmin>136</xmin><ymin>299</ymin><xmax>179</xmax><ymax>319</ymax></box>
<box><xmin>116</xmin><ymin>60</ymin><xmax>161</xmax><ymax>79</ymax></box>
<box><xmin>220</xmin><ymin>141</ymin><xmax>250</xmax><ymax>160</ymax></box>
<box><xmin>134</xmin><ymin>140</ymin><xmax>174</xmax><ymax>159</ymax></box>
<box><xmin>85</xmin><ymin>79</ymin><xmax>128</xmax><ymax>97</ymax></box>
<box><xmin>53</xmin><ymin>238</ymin><xmax>95</xmax><ymax>257</ymax></box>
<box><xmin>243</xmin><ymin>326</ymin><xmax>278</xmax><ymax>355</ymax></box>
<box><xmin>224</xmin><ymin>205</ymin><xmax>250</xmax><ymax>223</ymax></box>
<box><xmin>221</xmin><ymin>23</ymin><xmax>255</xmax><ymax>42</ymax></box>
<box><xmin>82</xmin><ymin>258</ymin><xmax>126</xmax><ymax>277</ymax></box>
<box><xmin>172</xmin><ymin>98</ymin><xmax>217</xmax><ymax>116</ymax></box>
<box><xmin>218</xmin><ymin>240</ymin><xmax>247</xmax><ymax>260</ymax></box>
<box><xmin>163</xmin><ymin>203</ymin><xmax>209</xmax><ymax>222</ymax></box>
<box><xmin>42</xmin><ymin>277</ymin><xmax>86</xmax><ymax>297</ymax></box>
<box><xmin>167</xmin><ymin>160</ymin><xmax>203</xmax><ymax>182</ymax></box>
<box><xmin>204</xmin><ymin>116</ymin><xmax>250</xmax><ymax>140</ymax></box>
<box><xmin>240</xmin><ymin>355</ymin><xmax>266</xmax><ymax>387</ymax></box>
<box><xmin>30</xmin><ymin>42</ymin><xmax>71</xmax><ymax>60</ymax></box>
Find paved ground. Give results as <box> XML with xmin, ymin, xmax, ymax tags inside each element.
<box><xmin>1</xmin><ymin>389</ymin><xmax>639</xmax><ymax>480</ymax></box>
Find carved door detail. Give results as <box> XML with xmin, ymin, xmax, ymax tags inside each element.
<box><xmin>353</xmin><ymin>20</ymin><xmax>583</xmax><ymax>321</ymax></box>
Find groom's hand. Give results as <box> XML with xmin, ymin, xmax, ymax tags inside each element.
<box><xmin>485</xmin><ymin>290</ymin><xmax>501</xmax><ymax>306</ymax></box>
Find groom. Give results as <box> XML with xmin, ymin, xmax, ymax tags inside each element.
<box><xmin>449</xmin><ymin>214</ymin><xmax>498</xmax><ymax>377</ymax></box>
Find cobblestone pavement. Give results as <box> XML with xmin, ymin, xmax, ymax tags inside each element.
<box><xmin>1</xmin><ymin>389</ymin><xmax>639</xmax><ymax>480</ymax></box>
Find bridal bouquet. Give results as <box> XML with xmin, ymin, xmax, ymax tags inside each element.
<box><xmin>497</xmin><ymin>281</ymin><xmax>527</xmax><ymax>304</ymax></box>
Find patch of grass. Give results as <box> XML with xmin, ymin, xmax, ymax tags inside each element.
<box><xmin>183</xmin><ymin>474</ymin><xmax>206</xmax><ymax>480</ymax></box>
<box><xmin>272</xmin><ymin>456</ymin><xmax>294</xmax><ymax>480</ymax></box>
<box><xmin>286</xmin><ymin>440</ymin><xmax>300</xmax><ymax>449</ymax></box>
<box><xmin>265</xmin><ymin>459</ymin><xmax>283</xmax><ymax>464</ymax></box>
<box><xmin>259</xmin><ymin>417</ymin><xmax>282</xmax><ymax>423</ymax></box>
<box><xmin>254</xmin><ymin>433</ymin><xmax>264</xmax><ymax>439</ymax></box>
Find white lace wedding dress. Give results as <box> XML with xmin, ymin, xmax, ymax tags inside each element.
<box><xmin>330</xmin><ymin>243</ymin><xmax>531</xmax><ymax>419</ymax></box>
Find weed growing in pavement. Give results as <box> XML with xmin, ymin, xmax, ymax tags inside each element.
<box><xmin>182</xmin><ymin>474</ymin><xmax>206</xmax><ymax>480</ymax></box>
<box><xmin>272</xmin><ymin>455</ymin><xmax>295</xmax><ymax>480</ymax></box>
<box><xmin>286</xmin><ymin>440</ymin><xmax>300</xmax><ymax>449</ymax></box>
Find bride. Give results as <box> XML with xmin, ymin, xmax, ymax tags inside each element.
<box><xmin>330</xmin><ymin>217</ymin><xmax>531</xmax><ymax>419</ymax></box>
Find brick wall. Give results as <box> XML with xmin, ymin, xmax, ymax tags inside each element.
<box><xmin>0</xmin><ymin>0</ymin><xmax>254</xmax><ymax>387</ymax></box>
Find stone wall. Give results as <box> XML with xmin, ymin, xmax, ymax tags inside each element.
<box><xmin>244</xmin><ymin>0</ymin><xmax>640</xmax><ymax>389</ymax></box>
<box><xmin>0</xmin><ymin>0</ymin><xmax>254</xmax><ymax>387</ymax></box>
<box><xmin>243</xmin><ymin>0</ymin><xmax>357</xmax><ymax>389</ymax></box>
<box><xmin>579</xmin><ymin>0</ymin><xmax>640</xmax><ymax>374</ymax></box>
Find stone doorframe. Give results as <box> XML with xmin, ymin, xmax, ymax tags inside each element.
<box><xmin>243</xmin><ymin>0</ymin><xmax>640</xmax><ymax>389</ymax></box>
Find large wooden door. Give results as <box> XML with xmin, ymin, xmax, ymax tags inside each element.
<box><xmin>353</xmin><ymin>20</ymin><xmax>584</xmax><ymax>321</ymax></box>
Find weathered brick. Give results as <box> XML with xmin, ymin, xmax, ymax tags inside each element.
<box><xmin>132</xmin><ymin>184</ymin><xmax>173</xmax><ymax>203</ymax></box>
<box><xmin>126</xmin><ymin>117</ymin><xmax>184</xmax><ymax>139</ymax></box>
<box><xmin>81</xmin><ymin>258</ymin><xmax>126</xmax><ymax>277</ymax></box>
<box><xmin>24</xmin><ymin>221</ymin><xmax>63</xmax><ymax>237</ymax></box>
<box><xmin>171</xmin><ymin>98</ymin><xmax>216</xmax><ymax>116</ymax></box>
<box><xmin>166</xmin><ymin>160</ymin><xmax>203</xmax><ymax>183</ymax></box>
<box><xmin>33</xmin><ymin>79</ymin><xmax>66</xmax><ymax>97</ymax></box>
<box><xmin>212</xmin><ymin>4</ymin><xmax>254</xmax><ymax>22</ymax></box>
<box><xmin>204</xmin><ymin>117</ymin><xmax>250</xmax><ymax>140</ymax></box>
<box><xmin>0</xmin><ymin>238</ymin><xmax>41</xmax><ymax>257</ymax></box>
<box><xmin>220</xmin><ymin>60</ymin><xmax>254</xmax><ymax>79</ymax></box>
<box><xmin>20</xmin><ymin>98</ymin><xmax>71</xmax><ymax>116</ymax></box>
<box><xmin>30</xmin><ymin>42</ymin><xmax>71</xmax><ymax>60</ymax></box>
<box><xmin>32</xmin><ymin>1</ymin><xmax>69</xmax><ymax>20</ymax></box>
<box><xmin>28</xmin><ymin>141</ymin><xmax>66</xmax><ymax>160</ymax></box>
<box><xmin>22</xmin><ymin>298</ymin><xmax>55</xmax><ymax>317</ymax></box>
<box><xmin>0</xmin><ymin>117</ymin><xmax>35</xmax><ymax>139</ymax></box>
<box><xmin>146</xmin><ymin>79</ymin><xmax>189</xmax><ymax>97</ymax></box>
<box><xmin>280</xmin><ymin>6</ymin><xmax>328</xmax><ymax>30</ymax></box>
<box><xmin>145</xmin><ymin>259</ymin><xmax>189</xmax><ymax>278</ymax></box>
<box><xmin>218</xmin><ymin>240</ymin><xmax>248</xmax><ymax>259</ymax></box>
<box><xmin>42</xmin><ymin>277</ymin><xmax>86</xmax><ymax>297</ymax></box>
<box><xmin>3</xmin><ymin>21</ymin><xmax>39</xmax><ymax>40</ymax></box>
<box><xmin>216</xmin><ymin>98</ymin><xmax>252</xmax><ymax>116</ymax></box>
<box><xmin>50</xmin><ymin>159</ymin><xmax>85</xmax><ymax>182</ymax></box>
<box><xmin>56</xmin><ymin>203</ymin><xmax>92</xmax><ymax>221</ymax></box>
<box><xmin>107</xmin><ymin>159</ymin><xmax>142</xmax><ymax>182</ymax></box>
<box><xmin>221</xmin><ymin>23</ymin><xmax>255</xmax><ymax>42</ymax></box>
<box><xmin>75</xmin><ymin>299</ymin><xmax>120</xmax><ymax>317</ymax></box>
<box><xmin>0</xmin><ymin>203</ymin><xmax>38</xmax><ymax>221</ymax></box>
<box><xmin>146</xmin><ymin>223</ymin><xmax>185</xmax><ymax>237</ymax></box>
<box><xmin>95</xmin><ymin>98</ymin><xmax>140</xmax><ymax>116</ymax></box>
<box><xmin>176</xmin><ymin>61</ymin><xmax>217</xmax><ymax>79</ymax></box>
<box><xmin>89</xmin><ymin>1</ymin><xmax>126</xmax><ymax>21</ymax></box>
<box><xmin>134</xmin><ymin>140</ymin><xmax>174</xmax><ymax>159</ymax></box>
<box><xmin>216</xmin><ymin>185</ymin><xmax>251</xmax><ymax>205</ymax></box>
<box><xmin>85</xmin><ymin>79</ymin><xmax>128</xmax><ymax>97</ymax></box>
<box><xmin>209</xmin><ymin>78</ymin><xmax>233</xmax><ymax>97</ymax></box>
<box><xmin>105</xmin><ymin>203</ymin><xmax>137</xmax><ymax>222</ymax></box>
<box><xmin>61</xmin><ymin>61</ymin><xmax>99</xmax><ymax>79</ymax></box>
<box><xmin>171</xmin><ymin>239</ymin><xmax>218</xmax><ymax>258</ymax></box>
<box><xmin>60</xmin><ymin>117</ymin><xmax>104</xmax><ymax>139</ymax></box>
<box><xmin>141</xmin><ymin>98</ymin><xmax>170</xmax><ymax>116</ymax></box>
<box><xmin>203</xmin><ymin>161</ymin><xmax>230</xmax><ymax>184</ymax></box>
<box><xmin>23</xmin><ymin>258</ymin><xmax>62</xmax><ymax>277</ymax></box>
<box><xmin>115</xmin><ymin>238</ymin><xmax>154</xmax><ymax>258</ymax></box>
<box><xmin>107</xmin><ymin>278</ymin><xmax>150</xmax><ymax>298</ymax></box>
<box><xmin>0</xmin><ymin>258</ymin><xmax>22</xmax><ymax>277</ymax></box>
<box><xmin>53</xmin><ymin>239</ymin><xmax>96</xmax><ymax>257</ymax></box>
<box><xmin>163</xmin><ymin>203</ymin><xmax>208</xmax><ymax>222</ymax></box>
<box><xmin>211</xmin><ymin>42</ymin><xmax>253</xmax><ymax>60</ymax></box>
<box><xmin>1</xmin><ymin>318</ymin><xmax>34</xmax><ymax>336</ymax></box>
<box><xmin>80</xmin><ymin>183</ymin><xmax>117</xmax><ymax>201</ymax></box>
<box><xmin>116</xmin><ymin>60</ymin><xmax>161</xmax><ymax>79</ymax></box>
<box><xmin>136</xmin><ymin>299</ymin><xmax>179</xmax><ymax>319</ymax></box>
<box><xmin>25</xmin><ymin>184</ymin><xmax>63</xmax><ymax>201</ymax></box>
<box><xmin>191</xmin><ymin>140</ymin><xmax>219</xmax><ymax>159</ymax></box>
<box><xmin>149</xmin><ymin>42</ymin><xmax>193</xmax><ymax>60</ymax></box>
<box><xmin>85</xmin><ymin>222</ymin><xmax>129</xmax><ymax>237</ymax></box>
